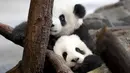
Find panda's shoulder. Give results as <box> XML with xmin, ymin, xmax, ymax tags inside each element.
<box><xmin>73</xmin><ymin>24</ymin><xmax>95</xmax><ymax>50</ymax></box>
<box><xmin>73</xmin><ymin>24</ymin><xmax>89</xmax><ymax>38</ymax></box>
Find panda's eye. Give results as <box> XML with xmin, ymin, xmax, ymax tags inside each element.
<box><xmin>75</xmin><ymin>47</ymin><xmax>85</xmax><ymax>55</ymax></box>
<box><xmin>59</xmin><ymin>14</ymin><xmax>66</xmax><ymax>26</ymax></box>
<box><xmin>59</xmin><ymin>14</ymin><xmax>65</xmax><ymax>21</ymax></box>
<box><xmin>62</xmin><ymin>52</ymin><xmax>67</xmax><ymax>60</ymax></box>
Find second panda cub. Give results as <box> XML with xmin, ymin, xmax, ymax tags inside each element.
<box><xmin>53</xmin><ymin>34</ymin><xmax>103</xmax><ymax>73</ymax></box>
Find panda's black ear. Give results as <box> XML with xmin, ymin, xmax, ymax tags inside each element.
<box><xmin>73</xmin><ymin>4</ymin><xmax>86</xmax><ymax>18</ymax></box>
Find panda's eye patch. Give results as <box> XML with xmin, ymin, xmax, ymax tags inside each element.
<box><xmin>75</xmin><ymin>47</ymin><xmax>85</xmax><ymax>55</ymax></box>
<box><xmin>62</xmin><ymin>52</ymin><xmax>67</xmax><ymax>60</ymax></box>
<box><xmin>59</xmin><ymin>14</ymin><xmax>66</xmax><ymax>26</ymax></box>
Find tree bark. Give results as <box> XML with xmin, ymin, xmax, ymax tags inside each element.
<box><xmin>96</xmin><ymin>27</ymin><xmax>130</xmax><ymax>73</ymax></box>
<box><xmin>21</xmin><ymin>0</ymin><xmax>53</xmax><ymax>73</ymax></box>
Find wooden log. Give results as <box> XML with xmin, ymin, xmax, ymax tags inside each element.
<box><xmin>95</xmin><ymin>27</ymin><xmax>130</xmax><ymax>73</ymax></box>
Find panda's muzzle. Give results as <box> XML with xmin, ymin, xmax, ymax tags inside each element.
<box><xmin>71</xmin><ymin>58</ymin><xmax>79</xmax><ymax>62</ymax></box>
<box><xmin>50</xmin><ymin>29</ymin><xmax>57</xmax><ymax>32</ymax></box>
<box><xmin>50</xmin><ymin>24</ymin><xmax>57</xmax><ymax>32</ymax></box>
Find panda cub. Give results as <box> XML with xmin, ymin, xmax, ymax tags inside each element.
<box><xmin>53</xmin><ymin>34</ymin><xmax>93</xmax><ymax>67</ymax></box>
<box><xmin>9</xmin><ymin>0</ymin><xmax>87</xmax><ymax>47</ymax></box>
<box><xmin>50</xmin><ymin>0</ymin><xmax>95</xmax><ymax>51</ymax></box>
<box><xmin>53</xmin><ymin>34</ymin><xmax>103</xmax><ymax>73</ymax></box>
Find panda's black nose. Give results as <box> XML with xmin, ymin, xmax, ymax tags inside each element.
<box><xmin>51</xmin><ymin>24</ymin><xmax>54</xmax><ymax>27</ymax></box>
<box><xmin>72</xmin><ymin>58</ymin><xmax>79</xmax><ymax>62</ymax></box>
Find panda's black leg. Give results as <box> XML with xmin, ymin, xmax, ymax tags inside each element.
<box><xmin>11</xmin><ymin>34</ymin><xmax>24</xmax><ymax>46</ymax></box>
<box><xmin>0</xmin><ymin>23</ymin><xmax>24</xmax><ymax>46</ymax></box>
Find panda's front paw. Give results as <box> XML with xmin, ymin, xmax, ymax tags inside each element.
<box><xmin>72</xmin><ymin>55</ymin><xmax>103</xmax><ymax>73</ymax></box>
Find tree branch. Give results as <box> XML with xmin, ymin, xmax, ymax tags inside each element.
<box><xmin>6</xmin><ymin>61</ymin><xmax>22</xmax><ymax>73</ymax></box>
<box><xmin>46</xmin><ymin>50</ymin><xmax>73</xmax><ymax>73</ymax></box>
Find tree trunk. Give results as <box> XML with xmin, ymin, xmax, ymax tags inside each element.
<box><xmin>21</xmin><ymin>0</ymin><xmax>53</xmax><ymax>73</ymax></box>
<box><xmin>96</xmin><ymin>27</ymin><xmax>130</xmax><ymax>73</ymax></box>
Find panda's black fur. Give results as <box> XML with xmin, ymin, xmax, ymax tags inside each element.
<box><xmin>3</xmin><ymin>22</ymin><xmax>27</xmax><ymax>46</ymax></box>
<box><xmin>73</xmin><ymin>4</ymin><xmax>86</xmax><ymax>18</ymax></box>
<box><xmin>12</xmin><ymin>22</ymin><xmax>26</xmax><ymax>41</ymax></box>
<box><xmin>73</xmin><ymin>24</ymin><xmax>96</xmax><ymax>52</ymax></box>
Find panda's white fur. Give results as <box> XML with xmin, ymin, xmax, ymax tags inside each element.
<box><xmin>51</xmin><ymin>0</ymin><xmax>87</xmax><ymax>36</ymax></box>
<box><xmin>53</xmin><ymin>34</ymin><xmax>92</xmax><ymax>67</ymax></box>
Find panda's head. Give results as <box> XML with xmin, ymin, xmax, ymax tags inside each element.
<box><xmin>53</xmin><ymin>35</ymin><xmax>92</xmax><ymax>67</ymax></box>
<box><xmin>51</xmin><ymin>1</ymin><xmax>86</xmax><ymax>36</ymax></box>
